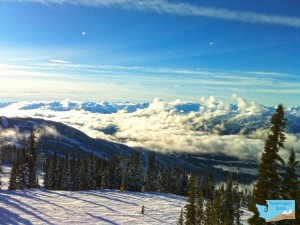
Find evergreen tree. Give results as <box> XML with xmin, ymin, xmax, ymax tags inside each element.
<box><xmin>79</xmin><ymin>158</ymin><xmax>88</xmax><ymax>190</ymax></box>
<box><xmin>27</xmin><ymin>130</ymin><xmax>38</xmax><ymax>188</ymax></box>
<box><xmin>211</xmin><ymin>188</ymin><xmax>222</xmax><ymax>225</ymax></box>
<box><xmin>51</xmin><ymin>150</ymin><xmax>61</xmax><ymax>190</ymax></box>
<box><xmin>204</xmin><ymin>173</ymin><xmax>214</xmax><ymax>201</ymax></box>
<box><xmin>127</xmin><ymin>152</ymin><xmax>143</xmax><ymax>192</ymax></box>
<box><xmin>249</xmin><ymin>104</ymin><xmax>287</xmax><ymax>225</ymax></box>
<box><xmin>234</xmin><ymin>165</ymin><xmax>242</xmax><ymax>225</ymax></box>
<box><xmin>284</xmin><ymin>148</ymin><xmax>299</xmax><ymax>199</ymax></box>
<box><xmin>95</xmin><ymin>158</ymin><xmax>104</xmax><ymax>189</ymax></box>
<box><xmin>203</xmin><ymin>199</ymin><xmax>213</xmax><ymax>225</ymax></box>
<box><xmin>19</xmin><ymin>147</ymin><xmax>30</xmax><ymax>189</ymax></box>
<box><xmin>177</xmin><ymin>208</ymin><xmax>184</xmax><ymax>225</ymax></box>
<box><xmin>72</xmin><ymin>153</ymin><xmax>80</xmax><ymax>191</ymax></box>
<box><xmin>158</xmin><ymin>166</ymin><xmax>168</xmax><ymax>193</ymax></box>
<box><xmin>101</xmin><ymin>162</ymin><xmax>110</xmax><ymax>189</ymax></box>
<box><xmin>8</xmin><ymin>157</ymin><xmax>18</xmax><ymax>190</ymax></box>
<box><xmin>224</xmin><ymin>172</ymin><xmax>234</xmax><ymax>225</ymax></box>
<box><xmin>180</xmin><ymin>171</ymin><xmax>189</xmax><ymax>196</ymax></box>
<box><xmin>87</xmin><ymin>152</ymin><xmax>96</xmax><ymax>190</ymax></box>
<box><xmin>144</xmin><ymin>151</ymin><xmax>157</xmax><ymax>192</ymax></box>
<box><xmin>43</xmin><ymin>158</ymin><xmax>51</xmax><ymax>189</ymax></box>
<box><xmin>62</xmin><ymin>151</ymin><xmax>72</xmax><ymax>190</ymax></box>
<box><xmin>185</xmin><ymin>174</ymin><xmax>197</xmax><ymax>225</ymax></box>
<box><xmin>283</xmin><ymin>148</ymin><xmax>300</xmax><ymax>224</ymax></box>
<box><xmin>196</xmin><ymin>178</ymin><xmax>204</xmax><ymax>225</ymax></box>
<box><xmin>109</xmin><ymin>157</ymin><xmax>121</xmax><ymax>189</ymax></box>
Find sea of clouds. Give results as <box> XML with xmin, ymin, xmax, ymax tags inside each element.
<box><xmin>0</xmin><ymin>95</ymin><xmax>299</xmax><ymax>162</ymax></box>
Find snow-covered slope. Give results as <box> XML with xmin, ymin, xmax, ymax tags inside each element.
<box><xmin>0</xmin><ymin>166</ymin><xmax>252</xmax><ymax>225</ymax></box>
<box><xmin>0</xmin><ymin>189</ymin><xmax>186</xmax><ymax>225</ymax></box>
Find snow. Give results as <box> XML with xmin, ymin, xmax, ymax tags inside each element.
<box><xmin>0</xmin><ymin>189</ymin><xmax>252</xmax><ymax>225</ymax></box>
<box><xmin>0</xmin><ymin>166</ymin><xmax>252</xmax><ymax>224</ymax></box>
<box><xmin>0</xmin><ymin>189</ymin><xmax>186</xmax><ymax>224</ymax></box>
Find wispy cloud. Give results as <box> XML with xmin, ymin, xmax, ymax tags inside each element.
<box><xmin>5</xmin><ymin>0</ymin><xmax>300</xmax><ymax>27</ymax></box>
<box><xmin>1</xmin><ymin>61</ymin><xmax>299</xmax><ymax>104</ymax></box>
<box><xmin>49</xmin><ymin>59</ymin><xmax>70</xmax><ymax>64</ymax></box>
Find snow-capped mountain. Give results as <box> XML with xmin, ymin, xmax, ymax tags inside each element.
<box><xmin>0</xmin><ymin>100</ymin><xmax>149</xmax><ymax>114</ymax></box>
<box><xmin>2</xmin><ymin>99</ymin><xmax>299</xmax><ymax>134</ymax></box>
<box><xmin>0</xmin><ymin>98</ymin><xmax>299</xmax><ymax>183</ymax></box>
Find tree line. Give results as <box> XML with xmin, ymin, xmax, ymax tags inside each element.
<box><xmin>178</xmin><ymin>168</ymin><xmax>250</xmax><ymax>225</ymax></box>
<box><xmin>3</xmin><ymin>136</ymin><xmax>191</xmax><ymax>196</ymax></box>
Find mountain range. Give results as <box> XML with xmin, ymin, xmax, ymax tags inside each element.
<box><xmin>1</xmin><ymin>99</ymin><xmax>300</xmax><ymax>184</ymax></box>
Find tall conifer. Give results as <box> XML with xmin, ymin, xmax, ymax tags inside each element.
<box><xmin>249</xmin><ymin>104</ymin><xmax>287</xmax><ymax>225</ymax></box>
<box><xmin>185</xmin><ymin>174</ymin><xmax>197</xmax><ymax>225</ymax></box>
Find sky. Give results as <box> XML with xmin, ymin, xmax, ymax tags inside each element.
<box><xmin>0</xmin><ymin>0</ymin><xmax>300</xmax><ymax>106</ymax></box>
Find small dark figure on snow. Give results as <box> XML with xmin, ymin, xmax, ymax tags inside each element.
<box><xmin>141</xmin><ymin>205</ymin><xmax>145</xmax><ymax>214</ymax></box>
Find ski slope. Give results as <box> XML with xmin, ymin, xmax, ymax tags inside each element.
<box><xmin>0</xmin><ymin>166</ymin><xmax>252</xmax><ymax>224</ymax></box>
<box><xmin>0</xmin><ymin>189</ymin><xmax>186</xmax><ymax>224</ymax></box>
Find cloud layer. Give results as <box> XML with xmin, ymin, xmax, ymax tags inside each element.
<box><xmin>4</xmin><ymin>0</ymin><xmax>300</xmax><ymax>27</ymax></box>
<box><xmin>1</xmin><ymin>97</ymin><xmax>300</xmax><ymax>162</ymax></box>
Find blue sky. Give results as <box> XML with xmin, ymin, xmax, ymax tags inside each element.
<box><xmin>0</xmin><ymin>0</ymin><xmax>300</xmax><ymax>105</ymax></box>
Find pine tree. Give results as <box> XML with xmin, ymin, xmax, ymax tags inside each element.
<box><xmin>144</xmin><ymin>151</ymin><xmax>157</xmax><ymax>192</ymax></box>
<box><xmin>211</xmin><ymin>188</ymin><xmax>222</xmax><ymax>225</ymax></box>
<box><xmin>196</xmin><ymin>178</ymin><xmax>204</xmax><ymax>225</ymax></box>
<box><xmin>180</xmin><ymin>171</ymin><xmax>189</xmax><ymax>196</ymax></box>
<box><xmin>87</xmin><ymin>152</ymin><xmax>96</xmax><ymax>190</ymax></box>
<box><xmin>62</xmin><ymin>151</ymin><xmax>72</xmax><ymax>190</ymax></box>
<box><xmin>101</xmin><ymin>162</ymin><xmax>110</xmax><ymax>189</ymax></box>
<box><xmin>224</xmin><ymin>172</ymin><xmax>234</xmax><ymax>225</ymax></box>
<box><xmin>51</xmin><ymin>150</ymin><xmax>61</xmax><ymax>190</ymax></box>
<box><xmin>185</xmin><ymin>174</ymin><xmax>197</xmax><ymax>225</ymax></box>
<box><xmin>127</xmin><ymin>152</ymin><xmax>143</xmax><ymax>192</ymax></box>
<box><xmin>72</xmin><ymin>153</ymin><xmax>80</xmax><ymax>191</ymax></box>
<box><xmin>283</xmin><ymin>148</ymin><xmax>300</xmax><ymax>224</ymax></box>
<box><xmin>79</xmin><ymin>158</ymin><xmax>88</xmax><ymax>190</ymax></box>
<box><xmin>205</xmin><ymin>173</ymin><xmax>214</xmax><ymax>201</ymax></box>
<box><xmin>234</xmin><ymin>165</ymin><xmax>242</xmax><ymax>225</ymax></box>
<box><xmin>27</xmin><ymin>130</ymin><xmax>38</xmax><ymax>188</ymax></box>
<box><xmin>95</xmin><ymin>158</ymin><xmax>104</xmax><ymax>189</ymax></box>
<box><xmin>43</xmin><ymin>158</ymin><xmax>51</xmax><ymax>189</ymax></box>
<box><xmin>19</xmin><ymin>147</ymin><xmax>30</xmax><ymax>189</ymax></box>
<box><xmin>249</xmin><ymin>104</ymin><xmax>287</xmax><ymax>225</ymax></box>
<box><xmin>177</xmin><ymin>208</ymin><xmax>184</xmax><ymax>225</ymax></box>
<box><xmin>203</xmin><ymin>199</ymin><xmax>213</xmax><ymax>225</ymax></box>
<box><xmin>109</xmin><ymin>157</ymin><xmax>121</xmax><ymax>190</ymax></box>
<box><xmin>8</xmin><ymin>158</ymin><xmax>18</xmax><ymax>190</ymax></box>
